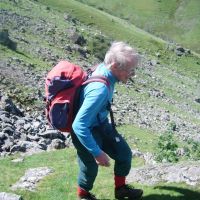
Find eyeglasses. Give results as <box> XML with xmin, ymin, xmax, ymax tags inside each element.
<box><xmin>122</xmin><ymin>68</ymin><xmax>135</xmax><ymax>76</ymax></box>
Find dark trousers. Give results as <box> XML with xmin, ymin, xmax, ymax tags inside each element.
<box><xmin>71</xmin><ymin>119</ymin><xmax>132</xmax><ymax>191</ymax></box>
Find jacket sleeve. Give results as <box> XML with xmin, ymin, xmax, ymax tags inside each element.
<box><xmin>72</xmin><ymin>83</ymin><xmax>108</xmax><ymax>157</ymax></box>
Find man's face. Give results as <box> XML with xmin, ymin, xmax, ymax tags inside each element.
<box><xmin>111</xmin><ymin>61</ymin><xmax>136</xmax><ymax>83</ymax></box>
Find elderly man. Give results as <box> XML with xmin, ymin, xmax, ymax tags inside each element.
<box><xmin>72</xmin><ymin>41</ymin><xmax>143</xmax><ymax>200</ymax></box>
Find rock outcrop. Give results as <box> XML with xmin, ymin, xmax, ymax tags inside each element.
<box><xmin>127</xmin><ymin>162</ymin><xmax>200</xmax><ymax>186</ymax></box>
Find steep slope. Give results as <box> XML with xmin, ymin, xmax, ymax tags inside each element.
<box><xmin>36</xmin><ymin>0</ymin><xmax>200</xmax><ymax>140</ymax></box>
<box><xmin>0</xmin><ymin>0</ymin><xmax>200</xmax><ymax>155</ymax></box>
<box><xmin>75</xmin><ymin>0</ymin><xmax>200</xmax><ymax>54</ymax></box>
<box><xmin>0</xmin><ymin>1</ymin><xmax>200</xmax><ymax>199</ymax></box>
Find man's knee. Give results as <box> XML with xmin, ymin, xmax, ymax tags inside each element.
<box><xmin>118</xmin><ymin>142</ymin><xmax>132</xmax><ymax>162</ymax></box>
<box><xmin>83</xmin><ymin>162</ymin><xmax>98</xmax><ymax>177</ymax></box>
<box><xmin>78</xmin><ymin>162</ymin><xmax>98</xmax><ymax>190</ymax></box>
<box><xmin>115</xmin><ymin>147</ymin><xmax>132</xmax><ymax>176</ymax></box>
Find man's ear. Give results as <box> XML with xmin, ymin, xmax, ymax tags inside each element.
<box><xmin>110</xmin><ymin>62</ymin><xmax>118</xmax><ymax>71</ymax></box>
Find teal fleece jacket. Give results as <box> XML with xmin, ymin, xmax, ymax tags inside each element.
<box><xmin>72</xmin><ymin>63</ymin><xmax>118</xmax><ymax>157</ymax></box>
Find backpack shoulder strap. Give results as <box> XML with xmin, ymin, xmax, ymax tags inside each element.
<box><xmin>82</xmin><ymin>75</ymin><xmax>110</xmax><ymax>90</ymax></box>
<box><xmin>82</xmin><ymin>75</ymin><xmax>117</xmax><ymax>131</ymax></box>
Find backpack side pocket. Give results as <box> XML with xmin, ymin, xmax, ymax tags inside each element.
<box><xmin>49</xmin><ymin>101</ymin><xmax>69</xmax><ymax>130</ymax></box>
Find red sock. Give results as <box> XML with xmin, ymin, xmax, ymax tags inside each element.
<box><xmin>114</xmin><ymin>175</ymin><xmax>125</xmax><ymax>189</ymax></box>
<box><xmin>77</xmin><ymin>186</ymin><xmax>88</xmax><ymax>197</ymax></box>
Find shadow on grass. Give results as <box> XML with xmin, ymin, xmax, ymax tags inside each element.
<box><xmin>143</xmin><ymin>186</ymin><xmax>200</xmax><ymax>200</ymax></box>
<box><xmin>98</xmin><ymin>186</ymin><xmax>200</xmax><ymax>200</ymax></box>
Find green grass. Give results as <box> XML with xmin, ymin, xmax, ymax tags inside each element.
<box><xmin>37</xmin><ymin>0</ymin><xmax>166</xmax><ymax>53</ymax></box>
<box><xmin>37</xmin><ymin>0</ymin><xmax>200</xmax><ymax>77</ymax></box>
<box><xmin>0</xmin><ymin>148</ymin><xmax>78</xmax><ymax>199</ymax></box>
<box><xmin>0</xmin><ymin>43</ymin><xmax>47</xmax><ymax>72</ymax></box>
<box><xmin>0</xmin><ymin>145</ymin><xmax>200</xmax><ymax>200</ymax></box>
<box><xmin>117</xmin><ymin>125</ymin><xmax>158</xmax><ymax>153</ymax></box>
<box><xmin>75</xmin><ymin>0</ymin><xmax>200</xmax><ymax>54</ymax></box>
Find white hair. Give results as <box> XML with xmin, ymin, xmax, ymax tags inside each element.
<box><xmin>104</xmin><ymin>41</ymin><xmax>139</xmax><ymax>69</ymax></box>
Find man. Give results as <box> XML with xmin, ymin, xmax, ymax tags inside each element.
<box><xmin>72</xmin><ymin>41</ymin><xmax>143</xmax><ymax>200</ymax></box>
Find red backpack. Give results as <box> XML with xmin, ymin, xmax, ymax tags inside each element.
<box><xmin>45</xmin><ymin>60</ymin><xmax>110</xmax><ymax>132</ymax></box>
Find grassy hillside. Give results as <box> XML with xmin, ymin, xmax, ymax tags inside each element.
<box><xmin>0</xmin><ymin>0</ymin><xmax>200</xmax><ymax>199</ymax></box>
<box><xmin>75</xmin><ymin>0</ymin><xmax>200</xmax><ymax>54</ymax></box>
<box><xmin>0</xmin><ymin>0</ymin><xmax>199</xmax><ymax>154</ymax></box>
<box><xmin>0</xmin><ymin>0</ymin><xmax>199</xmax><ymax>152</ymax></box>
<box><xmin>38</xmin><ymin>0</ymin><xmax>200</xmax><ymax>75</ymax></box>
<box><xmin>37</xmin><ymin>0</ymin><xmax>166</xmax><ymax>54</ymax></box>
<box><xmin>37</xmin><ymin>0</ymin><xmax>200</xmax><ymax>134</ymax></box>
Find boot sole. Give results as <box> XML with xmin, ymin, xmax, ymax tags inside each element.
<box><xmin>115</xmin><ymin>193</ymin><xmax>143</xmax><ymax>200</ymax></box>
<box><xmin>116</xmin><ymin>197</ymin><xmax>142</xmax><ymax>200</ymax></box>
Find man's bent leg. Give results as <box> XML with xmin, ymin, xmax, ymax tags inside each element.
<box><xmin>71</xmin><ymin>131</ymin><xmax>98</xmax><ymax>193</ymax></box>
<box><xmin>77</xmin><ymin>153</ymin><xmax>98</xmax><ymax>191</ymax></box>
<box><xmin>99</xmin><ymin>121</ymin><xmax>143</xmax><ymax>199</ymax></box>
<box><xmin>99</xmin><ymin>121</ymin><xmax>132</xmax><ymax>176</ymax></box>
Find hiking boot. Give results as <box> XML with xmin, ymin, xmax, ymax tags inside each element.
<box><xmin>78</xmin><ymin>192</ymin><xmax>98</xmax><ymax>200</ymax></box>
<box><xmin>115</xmin><ymin>184</ymin><xmax>143</xmax><ymax>200</ymax></box>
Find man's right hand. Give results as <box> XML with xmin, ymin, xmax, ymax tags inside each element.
<box><xmin>95</xmin><ymin>151</ymin><xmax>110</xmax><ymax>167</ymax></box>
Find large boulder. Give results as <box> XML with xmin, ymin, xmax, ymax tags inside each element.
<box><xmin>0</xmin><ymin>29</ymin><xmax>17</xmax><ymax>50</ymax></box>
<box><xmin>11</xmin><ymin>167</ymin><xmax>54</xmax><ymax>191</ymax></box>
<box><xmin>0</xmin><ymin>192</ymin><xmax>22</xmax><ymax>200</ymax></box>
<box><xmin>127</xmin><ymin>162</ymin><xmax>200</xmax><ymax>186</ymax></box>
<box><xmin>0</xmin><ymin>96</ymin><xmax>23</xmax><ymax>116</ymax></box>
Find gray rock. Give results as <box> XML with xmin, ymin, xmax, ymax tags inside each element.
<box><xmin>131</xmin><ymin>149</ymin><xmax>143</xmax><ymax>157</ymax></box>
<box><xmin>155</xmin><ymin>52</ymin><xmax>161</xmax><ymax>57</ymax></box>
<box><xmin>176</xmin><ymin>46</ymin><xmax>185</xmax><ymax>53</ymax></box>
<box><xmin>48</xmin><ymin>139</ymin><xmax>66</xmax><ymax>150</ymax></box>
<box><xmin>38</xmin><ymin>143</ymin><xmax>47</xmax><ymax>150</ymax></box>
<box><xmin>23</xmin><ymin>123</ymin><xmax>31</xmax><ymax>131</ymax></box>
<box><xmin>10</xmin><ymin>144</ymin><xmax>26</xmax><ymax>153</ymax></box>
<box><xmin>0</xmin><ymin>140</ymin><xmax>4</xmax><ymax>146</ymax></box>
<box><xmin>67</xmin><ymin>28</ymin><xmax>86</xmax><ymax>46</ymax></box>
<box><xmin>143</xmin><ymin>152</ymin><xmax>156</xmax><ymax>165</ymax></box>
<box><xmin>19</xmin><ymin>133</ymin><xmax>27</xmax><ymax>141</ymax></box>
<box><xmin>12</xmin><ymin>131</ymin><xmax>21</xmax><ymax>139</ymax></box>
<box><xmin>0</xmin><ymin>192</ymin><xmax>22</xmax><ymax>200</ymax></box>
<box><xmin>11</xmin><ymin>167</ymin><xmax>54</xmax><ymax>191</ymax></box>
<box><xmin>26</xmin><ymin>134</ymin><xmax>40</xmax><ymax>142</ymax></box>
<box><xmin>0</xmin><ymin>115</ymin><xmax>11</xmax><ymax>123</ymax></box>
<box><xmin>175</xmin><ymin>46</ymin><xmax>191</xmax><ymax>56</ymax></box>
<box><xmin>148</xmin><ymin>88</ymin><xmax>165</xmax><ymax>98</ymax></box>
<box><xmin>10</xmin><ymin>141</ymin><xmax>44</xmax><ymax>153</ymax></box>
<box><xmin>38</xmin><ymin>138</ymin><xmax>52</xmax><ymax>146</ymax></box>
<box><xmin>0</xmin><ymin>29</ymin><xmax>17</xmax><ymax>50</ymax></box>
<box><xmin>16</xmin><ymin>119</ymin><xmax>26</xmax><ymax>126</ymax></box>
<box><xmin>161</xmin><ymin>113</ymin><xmax>170</xmax><ymax>121</ymax></box>
<box><xmin>149</xmin><ymin>59</ymin><xmax>157</xmax><ymax>66</ymax></box>
<box><xmin>0</xmin><ymin>111</ymin><xmax>10</xmax><ymax>117</ymax></box>
<box><xmin>0</xmin><ymin>96</ymin><xmax>23</xmax><ymax>117</ymax></box>
<box><xmin>195</xmin><ymin>98</ymin><xmax>200</xmax><ymax>104</ymax></box>
<box><xmin>32</xmin><ymin>121</ymin><xmax>42</xmax><ymax>129</ymax></box>
<box><xmin>127</xmin><ymin>161</ymin><xmax>200</xmax><ymax>186</ymax></box>
<box><xmin>11</xmin><ymin>157</ymin><xmax>24</xmax><ymax>163</ymax></box>
<box><xmin>1</xmin><ymin>0</ymin><xmax>199</xmax><ymax>160</ymax></box>
<box><xmin>3</xmin><ymin>126</ymin><xmax>14</xmax><ymax>135</ymax></box>
<box><xmin>38</xmin><ymin>129</ymin><xmax>65</xmax><ymax>140</ymax></box>
<box><xmin>63</xmin><ymin>133</ymin><xmax>72</xmax><ymax>147</ymax></box>
<box><xmin>2</xmin><ymin>139</ymin><xmax>14</xmax><ymax>152</ymax></box>
<box><xmin>0</xmin><ymin>132</ymin><xmax>7</xmax><ymax>140</ymax></box>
